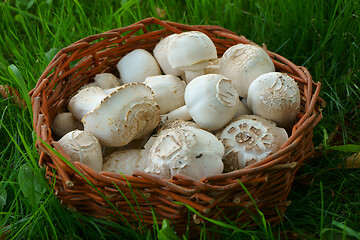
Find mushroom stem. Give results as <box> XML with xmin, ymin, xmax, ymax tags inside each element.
<box><xmin>160</xmin><ymin>105</ymin><xmax>191</xmax><ymax>125</ymax></box>
<box><xmin>184</xmin><ymin>69</ymin><xmax>205</xmax><ymax>84</ymax></box>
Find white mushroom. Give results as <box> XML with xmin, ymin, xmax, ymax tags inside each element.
<box><xmin>52</xmin><ymin>112</ymin><xmax>83</xmax><ymax>137</ymax></box>
<box><xmin>234</xmin><ymin>100</ymin><xmax>252</xmax><ymax>118</ymax></box>
<box><xmin>161</xmin><ymin>74</ymin><xmax>240</xmax><ymax>131</ymax></box>
<box><xmin>82</xmin><ymin>82</ymin><xmax>160</xmax><ymax>147</ymax></box>
<box><xmin>204</xmin><ymin>58</ymin><xmax>220</xmax><ymax>74</ymax></box>
<box><xmin>58</xmin><ymin>130</ymin><xmax>103</xmax><ymax>172</ymax></box>
<box><xmin>247</xmin><ymin>72</ymin><xmax>301</xmax><ymax>127</ymax></box>
<box><xmin>144</xmin><ymin>75</ymin><xmax>186</xmax><ymax>114</ymax></box>
<box><xmin>94</xmin><ymin>73</ymin><xmax>121</xmax><ymax>89</ymax></box>
<box><xmin>139</xmin><ymin>124</ymin><xmax>224</xmax><ymax>180</ymax></box>
<box><xmin>219</xmin><ymin>43</ymin><xmax>275</xmax><ymax>97</ymax></box>
<box><xmin>167</xmin><ymin>31</ymin><xmax>217</xmax><ymax>83</ymax></box>
<box><xmin>102</xmin><ymin>149</ymin><xmax>144</xmax><ymax>175</ymax></box>
<box><xmin>117</xmin><ymin>49</ymin><xmax>161</xmax><ymax>84</ymax></box>
<box><xmin>217</xmin><ymin>115</ymin><xmax>288</xmax><ymax>172</ymax></box>
<box><xmin>68</xmin><ymin>86</ymin><xmax>108</xmax><ymax>121</ymax></box>
<box><xmin>153</xmin><ymin>34</ymin><xmax>185</xmax><ymax>77</ymax></box>
<box><xmin>80</xmin><ymin>82</ymin><xmax>98</xmax><ymax>90</ymax></box>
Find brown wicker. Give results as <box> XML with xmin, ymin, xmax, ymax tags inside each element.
<box><xmin>29</xmin><ymin>17</ymin><xmax>324</xmax><ymax>236</ymax></box>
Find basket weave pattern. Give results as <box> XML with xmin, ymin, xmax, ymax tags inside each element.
<box><xmin>29</xmin><ymin>17</ymin><xmax>323</xmax><ymax>234</ymax></box>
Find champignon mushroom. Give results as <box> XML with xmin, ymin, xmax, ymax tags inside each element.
<box><xmin>94</xmin><ymin>73</ymin><xmax>121</xmax><ymax>89</ymax></box>
<box><xmin>217</xmin><ymin>115</ymin><xmax>288</xmax><ymax>172</ymax></box>
<box><xmin>167</xmin><ymin>31</ymin><xmax>217</xmax><ymax>83</ymax></box>
<box><xmin>234</xmin><ymin>100</ymin><xmax>252</xmax><ymax>118</ymax></box>
<box><xmin>58</xmin><ymin>130</ymin><xmax>103</xmax><ymax>172</ymax></box>
<box><xmin>153</xmin><ymin>34</ymin><xmax>185</xmax><ymax>77</ymax></box>
<box><xmin>102</xmin><ymin>149</ymin><xmax>144</xmax><ymax>175</ymax></box>
<box><xmin>219</xmin><ymin>43</ymin><xmax>275</xmax><ymax>97</ymax></box>
<box><xmin>52</xmin><ymin>112</ymin><xmax>83</xmax><ymax>138</ymax></box>
<box><xmin>80</xmin><ymin>82</ymin><xmax>98</xmax><ymax>90</ymax></box>
<box><xmin>117</xmin><ymin>49</ymin><xmax>161</xmax><ymax>84</ymax></box>
<box><xmin>139</xmin><ymin>123</ymin><xmax>224</xmax><ymax>180</ymax></box>
<box><xmin>247</xmin><ymin>72</ymin><xmax>301</xmax><ymax>127</ymax></box>
<box><xmin>204</xmin><ymin>58</ymin><xmax>220</xmax><ymax>74</ymax></box>
<box><xmin>82</xmin><ymin>82</ymin><xmax>160</xmax><ymax>147</ymax></box>
<box><xmin>144</xmin><ymin>75</ymin><xmax>186</xmax><ymax>114</ymax></box>
<box><xmin>68</xmin><ymin>86</ymin><xmax>108</xmax><ymax>121</ymax></box>
<box><xmin>161</xmin><ymin>74</ymin><xmax>240</xmax><ymax>131</ymax></box>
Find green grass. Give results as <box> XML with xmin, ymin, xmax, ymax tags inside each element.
<box><xmin>0</xmin><ymin>0</ymin><xmax>359</xmax><ymax>239</ymax></box>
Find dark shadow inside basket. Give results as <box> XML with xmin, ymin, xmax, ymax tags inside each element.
<box><xmin>30</xmin><ymin>17</ymin><xmax>323</xmax><ymax>236</ymax></box>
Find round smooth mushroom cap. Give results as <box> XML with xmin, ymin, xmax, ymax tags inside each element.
<box><xmin>217</xmin><ymin>115</ymin><xmax>288</xmax><ymax>171</ymax></box>
<box><xmin>52</xmin><ymin>112</ymin><xmax>83</xmax><ymax>137</ymax></box>
<box><xmin>82</xmin><ymin>82</ymin><xmax>160</xmax><ymax>147</ymax></box>
<box><xmin>184</xmin><ymin>74</ymin><xmax>240</xmax><ymax>130</ymax></box>
<box><xmin>247</xmin><ymin>72</ymin><xmax>301</xmax><ymax>127</ymax></box>
<box><xmin>102</xmin><ymin>149</ymin><xmax>144</xmax><ymax>175</ymax></box>
<box><xmin>139</xmin><ymin>125</ymin><xmax>224</xmax><ymax>180</ymax></box>
<box><xmin>94</xmin><ymin>73</ymin><xmax>121</xmax><ymax>89</ymax></box>
<box><xmin>117</xmin><ymin>49</ymin><xmax>161</xmax><ymax>84</ymax></box>
<box><xmin>58</xmin><ymin>130</ymin><xmax>103</xmax><ymax>172</ymax></box>
<box><xmin>167</xmin><ymin>31</ymin><xmax>217</xmax><ymax>71</ymax></box>
<box><xmin>68</xmin><ymin>86</ymin><xmax>108</xmax><ymax>121</ymax></box>
<box><xmin>144</xmin><ymin>75</ymin><xmax>186</xmax><ymax>114</ymax></box>
<box><xmin>219</xmin><ymin>43</ymin><xmax>275</xmax><ymax>97</ymax></box>
<box><xmin>153</xmin><ymin>34</ymin><xmax>184</xmax><ymax>76</ymax></box>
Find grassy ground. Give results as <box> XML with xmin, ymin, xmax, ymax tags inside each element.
<box><xmin>0</xmin><ymin>0</ymin><xmax>359</xmax><ymax>239</ymax></box>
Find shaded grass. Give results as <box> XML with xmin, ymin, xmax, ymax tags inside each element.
<box><xmin>0</xmin><ymin>0</ymin><xmax>359</xmax><ymax>239</ymax></box>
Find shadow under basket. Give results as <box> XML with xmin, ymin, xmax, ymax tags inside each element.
<box><xmin>29</xmin><ymin>17</ymin><xmax>324</xmax><ymax>236</ymax></box>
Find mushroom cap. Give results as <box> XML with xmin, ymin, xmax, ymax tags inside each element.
<box><xmin>184</xmin><ymin>74</ymin><xmax>240</xmax><ymax>130</ymax></box>
<box><xmin>58</xmin><ymin>130</ymin><xmax>103</xmax><ymax>172</ymax></box>
<box><xmin>139</xmin><ymin>125</ymin><xmax>224</xmax><ymax>180</ymax></box>
<box><xmin>68</xmin><ymin>86</ymin><xmax>108</xmax><ymax>121</ymax></box>
<box><xmin>167</xmin><ymin>31</ymin><xmax>217</xmax><ymax>71</ymax></box>
<box><xmin>52</xmin><ymin>112</ymin><xmax>83</xmax><ymax>137</ymax></box>
<box><xmin>234</xmin><ymin>100</ymin><xmax>252</xmax><ymax>118</ymax></box>
<box><xmin>219</xmin><ymin>43</ymin><xmax>275</xmax><ymax>97</ymax></box>
<box><xmin>153</xmin><ymin>34</ymin><xmax>184</xmax><ymax>76</ymax></box>
<box><xmin>82</xmin><ymin>82</ymin><xmax>160</xmax><ymax>147</ymax></box>
<box><xmin>217</xmin><ymin>115</ymin><xmax>288</xmax><ymax>171</ymax></box>
<box><xmin>247</xmin><ymin>72</ymin><xmax>301</xmax><ymax>127</ymax></box>
<box><xmin>94</xmin><ymin>73</ymin><xmax>121</xmax><ymax>89</ymax></box>
<box><xmin>204</xmin><ymin>58</ymin><xmax>220</xmax><ymax>74</ymax></box>
<box><xmin>117</xmin><ymin>49</ymin><xmax>161</xmax><ymax>84</ymax></box>
<box><xmin>102</xmin><ymin>149</ymin><xmax>143</xmax><ymax>175</ymax></box>
<box><xmin>158</xmin><ymin>119</ymin><xmax>199</xmax><ymax>132</ymax></box>
<box><xmin>80</xmin><ymin>82</ymin><xmax>99</xmax><ymax>90</ymax></box>
<box><xmin>144</xmin><ymin>75</ymin><xmax>186</xmax><ymax>114</ymax></box>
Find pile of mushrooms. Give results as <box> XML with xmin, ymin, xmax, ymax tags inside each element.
<box><xmin>53</xmin><ymin>31</ymin><xmax>300</xmax><ymax>180</ymax></box>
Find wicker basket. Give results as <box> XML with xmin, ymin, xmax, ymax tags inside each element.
<box><xmin>29</xmin><ymin>17</ymin><xmax>323</xmax><ymax>236</ymax></box>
